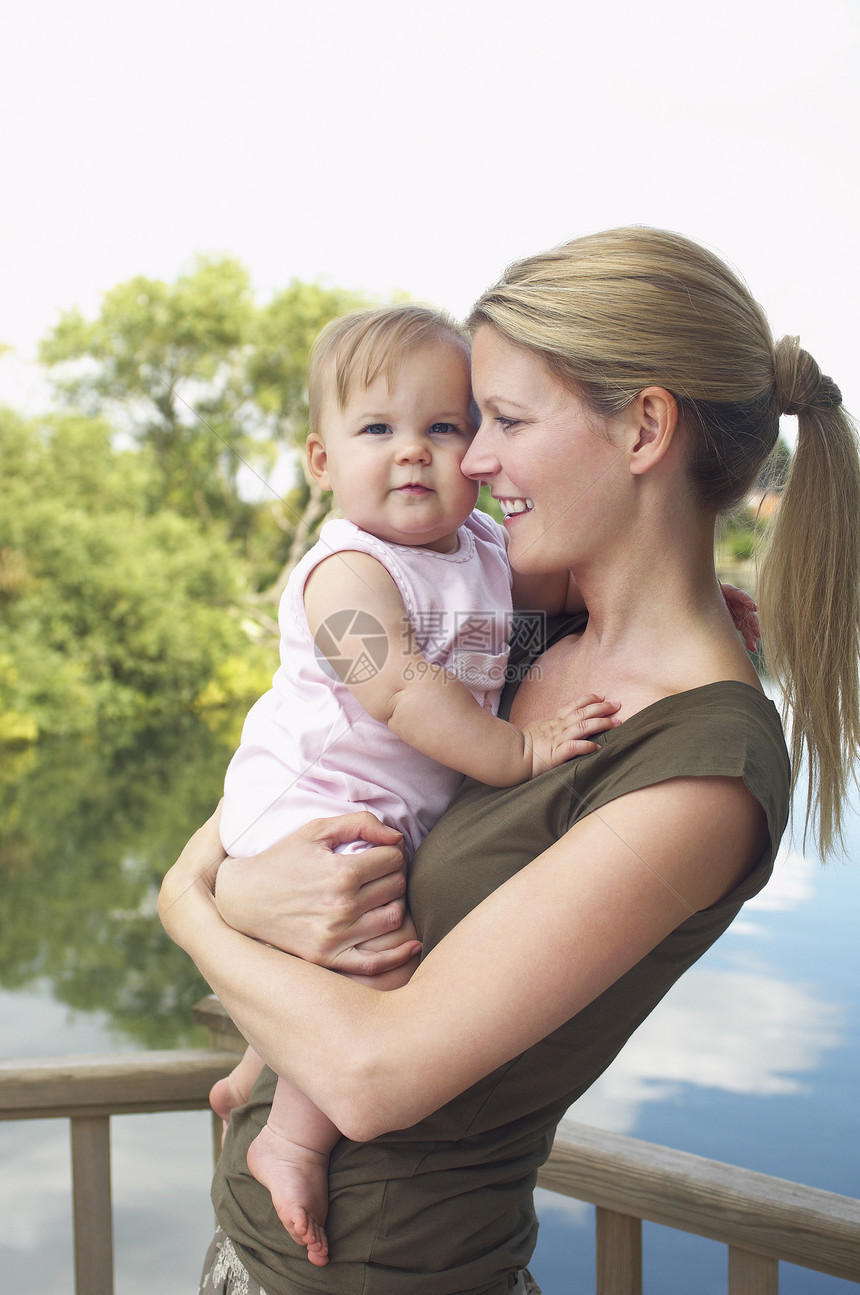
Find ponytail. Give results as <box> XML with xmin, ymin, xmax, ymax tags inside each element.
<box><xmin>471</xmin><ymin>230</ymin><xmax>860</xmax><ymax>857</ymax></box>
<box><xmin>759</xmin><ymin>337</ymin><xmax>860</xmax><ymax>856</ymax></box>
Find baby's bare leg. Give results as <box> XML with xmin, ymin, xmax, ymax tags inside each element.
<box><xmin>347</xmin><ymin>911</ymin><xmax>421</xmax><ymax>988</ymax></box>
<box><xmin>209</xmin><ymin>1045</ymin><xmax>266</xmax><ymax>1145</ymax></box>
<box><xmin>246</xmin><ymin>1077</ymin><xmax>337</xmax><ymax>1266</ymax></box>
<box><xmin>247</xmin><ymin>916</ymin><xmax>419</xmax><ymax>1266</ymax></box>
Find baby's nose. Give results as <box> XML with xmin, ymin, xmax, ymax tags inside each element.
<box><xmin>396</xmin><ymin>436</ymin><xmax>431</xmax><ymax>463</ymax></box>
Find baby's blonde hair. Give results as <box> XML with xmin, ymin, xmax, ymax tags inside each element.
<box><xmin>469</xmin><ymin>227</ymin><xmax>860</xmax><ymax>856</ymax></box>
<box><xmin>308</xmin><ymin>304</ymin><xmax>470</xmax><ymax>440</ymax></box>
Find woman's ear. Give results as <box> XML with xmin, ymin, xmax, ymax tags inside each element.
<box><xmin>627</xmin><ymin>387</ymin><xmax>679</xmax><ymax>477</ymax></box>
<box><xmin>306</xmin><ymin>433</ymin><xmax>331</xmax><ymax>490</ymax></box>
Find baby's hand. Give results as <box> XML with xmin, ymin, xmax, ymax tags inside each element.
<box><xmin>720</xmin><ymin>583</ymin><xmax>760</xmax><ymax>652</ymax></box>
<box><xmin>521</xmin><ymin>694</ymin><xmax>621</xmax><ymax>778</ymax></box>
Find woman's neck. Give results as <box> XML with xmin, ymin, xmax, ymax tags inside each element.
<box><xmin>567</xmin><ymin>513</ymin><xmax>759</xmax><ymax>702</ymax></box>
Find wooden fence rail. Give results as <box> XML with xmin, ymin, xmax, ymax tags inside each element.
<box><xmin>0</xmin><ymin>1046</ymin><xmax>238</xmax><ymax>1295</ymax></box>
<box><xmin>0</xmin><ymin>996</ymin><xmax>857</xmax><ymax>1295</ymax></box>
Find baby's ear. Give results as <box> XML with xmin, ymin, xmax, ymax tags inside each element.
<box><xmin>306</xmin><ymin>434</ymin><xmax>331</xmax><ymax>490</ymax></box>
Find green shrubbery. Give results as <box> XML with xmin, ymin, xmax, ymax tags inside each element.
<box><xmin>1</xmin><ymin>258</ymin><xmax>378</xmax><ymax>743</ymax></box>
<box><xmin>1</xmin><ymin>257</ymin><xmax>789</xmax><ymax>744</ymax></box>
<box><xmin>0</xmin><ymin>410</ymin><xmax>270</xmax><ymax>738</ymax></box>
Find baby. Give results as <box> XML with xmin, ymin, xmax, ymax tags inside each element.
<box><xmin>215</xmin><ymin>304</ymin><xmax>623</xmax><ymax>1264</ymax></box>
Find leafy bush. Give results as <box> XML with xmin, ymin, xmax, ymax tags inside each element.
<box><xmin>0</xmin><ymin>410</ymin><xmax>258</xmax><ymax>738</ymax></box>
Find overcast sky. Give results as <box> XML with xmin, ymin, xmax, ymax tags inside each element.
<box><xmin>1</xmin><ymin>0</ymin><xmax>858</xmax><ymax>417</ymax></box>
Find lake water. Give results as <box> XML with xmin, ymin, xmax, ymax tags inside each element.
<box><xmin>0</xmin><ymin>717</ymin><xmax>858</xmax><ymax>1294</ymax></box>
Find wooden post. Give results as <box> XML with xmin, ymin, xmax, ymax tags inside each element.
<box><xmin>71</xmin><ymin>1115</ymin><xmax>114</xmax><ymax>1295</ymax></box>
<box><xmin>729</xmin><ymin>1245</ymin><xmax>779</xmax><ymax>1295</ymax></box>
<box><xmin>595</xmin><ymin>1206</ymin><xmax>642</xmax><ymax>1295</ymax></box>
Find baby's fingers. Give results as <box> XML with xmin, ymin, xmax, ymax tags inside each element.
<box><xmin>557</xmin><ymin>694</ymin><xmax>622</xmax><ymax>736</ymax></box>
<box><xmin>553</xmin><ymin>736</ymin><xmax>602</xmax><ymax>762</ymax></box>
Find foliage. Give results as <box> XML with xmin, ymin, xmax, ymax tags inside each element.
<box><xmin>3</xmin><ymin>261</ymin><xmax>386</xmax><ymax>741</ymax></box>
<box><xmin>39</xmin><ymin>256</ymin><xmax>259</xmax><ymax>534</ymax></box>
<box><xmin>716</xmin><ymin>437</ymin><xmax>792</xmax><ymax>567</ymax></box>
<box><xmin>724</xmin><ymin>524</ymin><xmax>763</xmax><ymax>562</ymax></box>
<box><xmin>249</xmin><ymin>279</ymin><xmax>374</xmax><ymax>442</ymax></box>
<box><xmin>39</xmin><ymin>258</ymin><xmax>375</xmax><ymax>580</ymax></box>
<box><xmin>0</xmin><ymin>409</ymin><xmax>262</xmax><ymax>738</ymax></box>
<box><xmin>757</xmin><ymin>436</ymin><xmax>792</xmax><ymax>493</ymax></box>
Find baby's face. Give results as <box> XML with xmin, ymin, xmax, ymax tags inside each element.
<box><xmin>306</xmin><ymin>340</ymin><xmax>479</xmax><ymax>553</ymax></box>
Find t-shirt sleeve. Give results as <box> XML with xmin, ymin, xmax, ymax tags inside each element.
<box><xmin>563</xmin><ymin>685</ymin><xmax>791</xmax><ymax>907</ymax></box>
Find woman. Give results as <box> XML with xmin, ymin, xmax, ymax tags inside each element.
<box><xmin>160</xmin><ymin>227</ymin><xmax>860</xmax><ymax>1295</ymax></box>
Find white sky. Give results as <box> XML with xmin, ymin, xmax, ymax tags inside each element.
<box><xmin>1</xmin><ymin>0</ymin><xmax>858</xmax><ymax>416</ymax></box>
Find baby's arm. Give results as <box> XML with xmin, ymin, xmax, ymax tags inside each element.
<box><xmin>303</xmin><ymin>553</ymin><xmax>618</xmax><ymax>785</ymax></box>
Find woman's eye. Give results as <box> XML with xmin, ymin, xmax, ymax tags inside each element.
<box><xmin>361</xmin><ymin>423</ymin><xmax>391</xmax><ymax>436</ymax></box>
<box><xmin>496</xmin><ymin>415</ymin><xmax>519</xmax><ymax>432</ymax></box>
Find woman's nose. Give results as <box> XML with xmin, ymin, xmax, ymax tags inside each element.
<box><xmin>461</xmin><ymin>425</ymin><xmax>498</xmax><ymax>480</ymax></box>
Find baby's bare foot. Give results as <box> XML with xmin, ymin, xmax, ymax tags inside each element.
<box><xmin>247</xmin><ymin>1123</ymin><xmax>330</xmax><ymax>1266</ymax></box>
<box><xmin>210</xmin><ymin>1050</ymin><xmax>266</xmax><ymax>1142</ymax></box>
<box><xmin>209</xmin><ymin>1072</ymin><xmax>248</xmax><ymax>1125</ymax></box>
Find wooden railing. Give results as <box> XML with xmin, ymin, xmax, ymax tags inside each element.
<box><xmin>0</xmin><ymin>995</ymin><xmax>857</xmax><ymax>1295</ymax></box>
<box><xmin>0</xmin><ymin>1042</ymin><xmax>239</xmax><ymax>1294</ymax></box>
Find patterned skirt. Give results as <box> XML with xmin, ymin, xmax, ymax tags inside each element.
<box><xmin>198</xmin><ymin>1226</ymin><xmax>543</xmax><ymax>1295</ymax></box>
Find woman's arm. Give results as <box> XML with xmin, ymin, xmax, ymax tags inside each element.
<box><xmin>160</xmin><ymin>776</ymin><xmax>766</xmax><ymax>1142</ymax></box>
<box><xmin>213</xmin><ymin>810</ymin><xmax>420</xmax><ymax>975</ymax></box>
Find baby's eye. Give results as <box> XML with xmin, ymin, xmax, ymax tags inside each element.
<box><xmin>361</xmin><ymin>423</ymin><xmax>392</xmax><ymax>436</ymax></box>
<box><xmin>428</xmin><ymin>422</ymin><xmax>459</xmax><ymax>436</ymax></box>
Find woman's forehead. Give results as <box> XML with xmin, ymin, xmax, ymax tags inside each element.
<box><xmin>470</xmin><ymin>327</ymin><xmax>552</xmax><ymax>399</ymax></box>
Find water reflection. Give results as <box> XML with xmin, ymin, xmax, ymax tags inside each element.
<box><xmin>0</xmin><ymin>716</ymin><xmax>857</xmax><ymax>1294</ymax></box>
<box><xmin>733</xmin><ymin>844</ymin><xmax>814</xmax><ymax>928</ymax></box>
<box><xmin>0</xmin><ymin>720</ymin><xmax>235</xmax><ymax>1047</ymax></box>
<box><xmin>564</xmin><ymin>841</ymin><xmax>848</xmax><ymax>1137</ymax></box>
<box><xmin>566</xmin><ymin>957</ymin><xmax>843</xmax><ymax>1137</ymax></box>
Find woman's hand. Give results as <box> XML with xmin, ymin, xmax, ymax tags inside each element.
<box><xmin>213</xmin><ymin>811</ymin><xmax>417</xmax><ymax>977</ymax></box>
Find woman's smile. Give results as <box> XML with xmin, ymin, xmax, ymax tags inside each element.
<box><xmin>496</xmin><ymin>496</ymin><xmax>535</xmax><ymax>521</ymax></box>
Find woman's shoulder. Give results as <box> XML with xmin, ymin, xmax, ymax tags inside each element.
<box><xmin>576</xmin><ymin>680</ymin><xmax>791</xmax><ymax>878</ymax></box>
<box><xmin>590</xmin><ymin>680</ymin><xmax>787</xmax><ymax>784</ymax></box>
<box><xmin>609</xmin><ymin>678</ymin><xmax>784</xmax><ymax>749</ymax></box>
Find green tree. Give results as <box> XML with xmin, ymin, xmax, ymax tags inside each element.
<box><xmin>39</xmin><ymin>259</ymin><xmax>374</xmax><ymax>578</ymax></box>
<box><xmin>0</xmin><ymin>410</ymin><xmax>261</xmax><ymax>737</ymax></box>
<box><xmin>39</xmin><ymin>255</ymin><xmax>259</xmax><ymax>534</ymax></box>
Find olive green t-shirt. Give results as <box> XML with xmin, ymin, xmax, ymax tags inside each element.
<box><xmin>212</xmin><ymin>643</ymin><xmax>790</xmax><ymax>1295</ymax></box>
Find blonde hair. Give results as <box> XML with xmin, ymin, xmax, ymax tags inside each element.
<box><xmin>308</xmin><ymin>304</ymin><xmax>470</xmax><ymax>439</ymax></box>
<box><xmin>469</xmin><ymin>227</ymin><xmax>860</xmax><ymax>856</ymax></box>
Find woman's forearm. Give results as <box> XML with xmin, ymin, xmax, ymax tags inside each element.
<box><xmin>159</xmin><ymin>827</ymin><xmax>395</xmax><ymax>1138</ymax></box>
<box><xmin>161</xmin><ymin>776</ymin><xmax>761</xmax><ymax>1142</ymax></box>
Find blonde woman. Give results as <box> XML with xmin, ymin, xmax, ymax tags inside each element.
<box><xmin>161</xmin><ymin>227</ymin><xmax>860</xmax><ymax>1295</ymax></box>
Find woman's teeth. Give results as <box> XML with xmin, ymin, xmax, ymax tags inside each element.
<box><xmin>500</xmin><ymin>498</ymin><xmax>534</xmax><ymax>517</ymax></box>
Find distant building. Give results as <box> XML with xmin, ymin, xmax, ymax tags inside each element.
<box><xmin>745</xmin><ymin>489</ymin><xmax>781</xmax><ymax>521</ymax></box>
